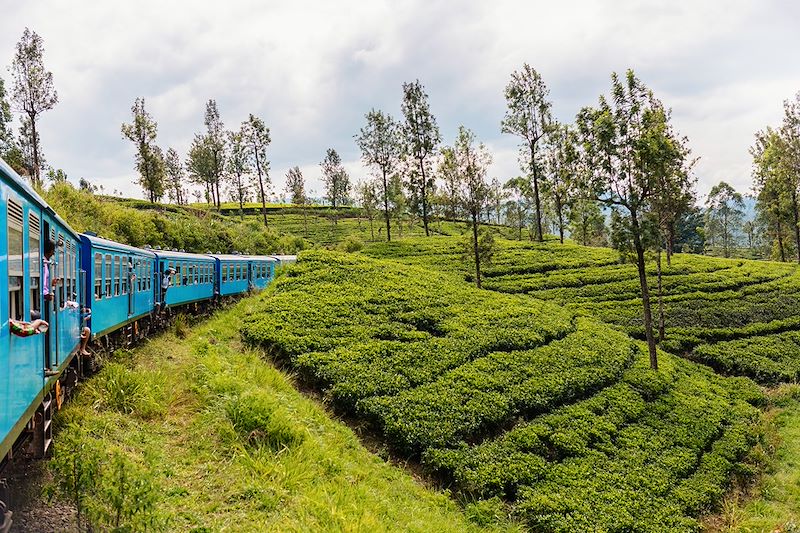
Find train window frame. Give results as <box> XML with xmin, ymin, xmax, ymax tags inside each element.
<box><xmin>7</xmin><ymin>198</ymin><xmax>24</xmax><ymax>321</ymax></box>
<box><xmin>105</xmin><ymin>254</ymin><xmax>112</xmax><ymax>297</ymax></box>
<box><xmin>113</xmin><ymin>255</ymin><xmax>121</xmax><ymax>296</ymax></box>
<box><xmin>94</xmin><ymin>253</ymin><xmax>103</xmax><ymax>300</ymax></box>
<box><xmin>28</xmin><ymin>212</ymin><xmax>41</xmax><ymax>319</ymax></box>
<box><xmin>121</xmin><ymin>256</ymin><xmax>128</xmax><ymax>295</ymax></box>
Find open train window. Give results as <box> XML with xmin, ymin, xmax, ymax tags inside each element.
<box><xmin>8</xmin><ymin>198</ymin><xmax>24</xmax><ymax>320</ymax></box>
<box><xmin>95</xmin><ymin>253</ymin><xmax>103</xmax><ymax>300</ymax></box>
<box><xmin>29</xmin><ymin>212</ymin><xmax>41</xmax><ymax>318</ymax></box>
<box><xmin>105</xmin><ymin>254</ymin><xmax>112</xmax><ymax>297</ymax></box>
<box><xmin>121</xmin><ymin>256</ymin><xmax>128</xmax><ymax>295</ymax></box>
<box><xmin>113</xmin><ymin>255</ymin><xmax>120</xmax><ymax>296</ymax></box>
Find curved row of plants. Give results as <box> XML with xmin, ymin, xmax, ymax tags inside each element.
<box><xmin>243</xmin><ymin>250</ymin><xmax>765</xmax><ymax>531</ymax></box>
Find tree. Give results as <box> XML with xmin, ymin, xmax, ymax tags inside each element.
<box><xmin>451</xmin><ymin>126</ymin><xmax>492</xmax><ymax>288</ymax></box>
<box><xmin>544</xmin><ymin>123</ymin><xmax>579</xmax><ymax>244</ymax></box>
<box><xmin>186</xmin><ymin>134</ymin><xmax>215</xmax><ymax>206</ymax></box>
<box><xmin>164</xmin><ymin>148</ymin><xmax>185</xmax><ymax>205</ymax></box>
<box><xmin>501</xmin><ymin>63</ymin><xmax>552</xmax><ymax>242</ymax></box>
<box><xmin>705</xmin><ymin>181</ymin><xmax>745</xmax><ymax>258</ymax></box>
<box><xmin>203</xmin><ymin>99</ymin><xmax>227</xmax><ymax>209</ymax></box>
<box><xmin>503</xmin><ymin>176</ymin><xmax>530</xmax><ymax>240</ymax></box>
<box><xmin>576</xmin><ymin>70</ymin><xmax>678</xmax><ymax>370</ymax></box>
<box><xmin>401</xmin><ymin>80</ymin><xmax>441</xmax><ymax>236</ymax></box>
<box><xmin>568</xmin><ymin>194</ymin><xmax>606</xmax><ymax>246</ymax></box>
<box><xmin>357</xmin><ymin>179</ymin><xmax>379</xmax><ymax>240</ymax></box>
<box><xmin>121</xmin><ymin>98</ymin><xmax>165</xmax><ymax>204</ymax></box>
<box><xmin>242</xmin><ymin>114</ymin><xmax>272</xmax><ymax>227</ymax></box>
<box><xmin>751</xmin><ymin>128</ymin><xmax>791</xmax><ymax>262</ymax></box>
<box><xmin>46</xmin><ymin>167</ymin><xmax>68</xmax><ymax>184</ymax></box>
<box><xmin>438</xmin><ymin>146</ymin><xmax>462</xmax><ymax>220</ymax></box>
<box><xmin>320</xmin><ymin>148</ymin><xmax>351</xmax><ymax>223</ymax></box>
<box><xmin>10</xmin><ymin>28</ymin><xmax>58</xmax><ymax>187</ymax></box>
<box><xmin>0</xmin><ymin>76</ymin><xmax>15</xmax><ymax>157</ymax></box>
<box><xmin>285</xmin><ymin>166</ymin><xmax>308</xmax><ymax>237</ymax></box>
<box><xmin>226</xmin><ymin>128</ymin><xmax>252</xmax><ymax>219</ymax></box>
<box><xmin>18</xmin><ymin>116</ymin><xmax>43</xmax><ymax>179</ymax></box>
<box><xmin>356</xmin><ymin>110</ymin><xmax>402</xmax><ymax>241</ymax></box>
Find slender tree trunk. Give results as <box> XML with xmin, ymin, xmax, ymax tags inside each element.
<box><xmin>631</xmin><ymin>211</ymin><xmax>658</xmax><ymax>370</ymax></box>
<box><xmin>238</xmin><ymin>180</ymin><xmax>244</xmax><ymax>220</ymax></box>
<box><xmin>666</xmin><ymin>223</ymin><xmax>675</xmax><ymax>266</ymax></box>
<box><xmin>302</xmin><ymin>203</ymin><xmax>308</xmax><ymax>238</ymax></box>
<box><xmin>777</xmin><ymin>219</ymin><xmax>787</xmax><ymax>262</ymax></box>
<box><xmin>369</xmin><ymin>215</ymin><xmax>374</xmax><ymax>240</ymax></box>
<box><xmin>420</xmin><ymin>157</ymin><xmax>430</xmax><ymax>236</ymax></box>
<box><xmin>382</xmin><ymin>169</ymin><xmax>391</xmax><ymax>241</ymax></box>
<box><xmin>215</xmin><ymin>177</ymin><xmax>221</xmax><ymax>210</ymax></box>
<box><xmin>530</xmin><ymin>144</ymin><xmax>543</xmax><ymax>241</ymax></box>
<box><xmin>472</xmin><ymin>212</ymin><xmax>482</xmax><ymax>289</ymax></box>
<box><xmin>792</xmin><ymin>188</ymin><xmax>800</xmax><ymax>264</ymax></box>
<box><xmin>657</xmin><ymin>249</ymin><xmax>665</xmax><ymax>343</ymax></box>
<box><xmin>29</xmin><ymin>112</ymin><xmax>41</xmax><ymax>187</ymax></box>
<box><xmin>556</xmin><ymin>196</ymin><xmax>564</xmax><ymax>244</ymax></box>
<box><xmin>254</xmin><ymin>149</ymin><xmax>268</xmax><ymax>227</ymax></box>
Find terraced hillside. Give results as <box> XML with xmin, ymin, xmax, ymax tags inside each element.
<box><xmin>364</xmin><ymin>238</ymin><xmax>800</xmax><ymax>385</ymax></box>
<box><xmin>243</xmin><ymin>250</ymin><xmax>764</xmax><ymax>531</ymax></box>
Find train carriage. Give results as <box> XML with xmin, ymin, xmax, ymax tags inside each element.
<box><xmin>211</xmin><ymin>254</ymin><xmax>252</xmax><ymax>297</ymax></box>
<box><xmin>248</xmin><ymin>256</ymin><xmax>278</xmax><ymax>290</ymax></box>
<box><xmin>154</xmin><ymin>250</ymin><xmax>216</xmax><ymax>309</ymax></box>
<box><xmin>2</xmin><ymin>159</ymin><xmax>83</xmax><ymax>463</ymax></box>
<box><xmin>80</xmin><ymin>234</ymin><xmax>157</xmax><ymax>339</ymax></box>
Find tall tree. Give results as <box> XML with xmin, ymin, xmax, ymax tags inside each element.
<box><xmin>452</xmin><ymin>126</ymin><xmax>493</xmax><ymax>288</ymax></box>
<box><xmin>501</xmin><ymin>63</ymin><xmax>552</xmax><ymax>242</ymax></box>
<box><xmin>401</xmin><ymin>80</ymin><xmax>441</xmax><ymax>236</ymax></box>
<box><xmin>438</xmin><ymin>146</ymin><xmax>462</xmax><ymax>220</ymax></box>
<box><xmin>242</xmin><ymin>114</ymin><xmax>272</xmax><ymax>227</ymax></box>
<box><xmin>568</xmin><ymin>194</ymin><xmax>606</xmax><ymax>246</ymax></box>
<box><xmin>18</xmin><ymin>116</ymin><xmax>43</xmax><ymax>179</ymax></box>
<box><xmin>705</xmin><ymin>181</ymin><xmax>745</xmax><ymax>258</ymax></box>
<box><xmin>320</xmin><ymin>148</ymin><xmax>351</xmax><ymax>223</ymax></box>
<box><xmin>164</xmin><ymin>148</ymin><xmax>185</xmax><ymax>205</ymax></box>
<box><xmin>544</xmin><ymin>123</ymin><xmax>579</xmax><ymax>244</ymax></box>
<box><xmin>10</xmin><ymin>28</ymin><xmax>58</xmax><ymax>187</ymax></box>
<box><xmin>121</xmin><ymin>98</ymin><xmax>165</xmax><ymax>203</ymax></box>
<box><xmin>203</xmin><ymin>99</ymin><xmax>226</xmax><ymax>209</ymax></box>
<box><xmin>751</xmin><ymin>128</ymin><xmax>792</xmax><ymax>261</ymax></box>
<box><xmin>285</xmin><ymin>166</ymin><xmax>308</xmax><ymax>237</ymax></box>
<box><xmin>357</xmin><ymin>179</ymin><xmax>379</xmax><ymax>240</ymax></box>
<box><xmin>0</xmin><ymin>76</ymin><xmax>14</xmax><ymax>157</ymax></box>
<box><xmin>186</xmin><ymin>134</ymin><xmax>215</xmax><ymax>205</ymax></box>
<box><xmin>503</xmin><ymin>176</ymin><xmax>530</xmax><ymax>240</ymax></box>
<box><xmin>356</xmin><ymin>110</ymin><xmax>402</xmax><ymax>241</ymax></box>
<box><xmin>781</xmin><ymin>92</ymin><xmax>800</xmax><ymax>262</ymax></box>
<box><xmin>226</xmin><ymin>128</ymin><xmax>252</xmax><ymax>219</ymax></box>
<box><xmin>577</xmin><ymin>70</ymin><xmax>677</xmax><ymax>370</ymax></box>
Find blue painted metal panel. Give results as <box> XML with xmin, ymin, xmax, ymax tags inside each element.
<box><xmin>249</xmin><ymin>257</ymin><xmax>277</xmax><ymax>290</ymax></box>
<box><xmin>153</xmin><ymin>251</ymin><xmax>215</xmax><ymax>308</ymax></box>
<box><xmin>80</xmin><ymin>234</ymin><xmax>157</xmax><ymax>337</ymax></box>
<box><xmin>1</xmin><ymin>158</ymin><xmax>82</xmax><ymax>460</ymax></box>
<box><xmin>209</xmin><ymin>255</ymin><xmax>251</xmax><ymax>296</ymax></box>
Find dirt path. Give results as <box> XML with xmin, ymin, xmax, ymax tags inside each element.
<box><xmin>3</xmin><ymin>459</ymin><xmax>76</xmax><ymax>533</ymax></box>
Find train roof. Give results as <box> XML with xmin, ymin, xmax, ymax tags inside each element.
<box><xmin>209</xmin><ymin>254</ymin><xmax>254</xmax><ymax>261</ymax></box>
<box><xmin>1</xmin><ymin>157</ymin><xmax>81</xmax><ymax>240</ymax></box>
<box><xmin>269</xmin><ymin>255</ymin><xmax>297</xmax><ymax>263</ymax></box>
<box><xmin>80</xmin><ymin>233</ymin><xmax>157</xmax><ymax>257</ymax></box>
<box><xmin>153</xmin><ymin>249</ymin><xmax>216</xmax><ymax>262</ymax></box>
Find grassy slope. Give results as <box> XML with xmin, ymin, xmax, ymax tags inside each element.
<box><xmin>52</xmin><ymin>298</ymin><xmax>517</xmax><ymax>532</ymax></box>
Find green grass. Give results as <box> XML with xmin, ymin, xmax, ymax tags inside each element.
<box><xmin>243</xmin><ymin>249</ymin><xmax>765</xmax><ymax>532</ymax></box>
<box><xmin>50</xmin><ymin>297</ymin><xmax>519</xmax><ymax>532</ymax></box>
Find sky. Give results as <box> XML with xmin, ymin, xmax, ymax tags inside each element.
<box><xmin>1</xmin><ymin>0</ymin><xmax>799</xmax><ymax>203</ymax></box>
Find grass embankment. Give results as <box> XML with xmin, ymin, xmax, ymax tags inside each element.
<box><xmin>243</xmin><ymin>250</ymin><xmax>765</xmax><ymax>532</ymax></box>
<box><xmin>51</xmin><ymin>299</ymin><xmax>512</xmax><ymax>532</ymax></box>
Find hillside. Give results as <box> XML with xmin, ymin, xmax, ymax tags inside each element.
<box><xmin>44</xmin><ymin>300</ymin><xmax>514</xmax><ymax>532</ymax></box>
<box><xmin>363</xmin><ymin>237</ymin><xmax>800</xmax><ymax>386</ymax></box>
<box><xmin>242</xmin><ymin>250</ymin><xmax>764</xmax><ymax>531</ymax></box>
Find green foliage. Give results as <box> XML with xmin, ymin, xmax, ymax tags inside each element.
<box><xmin>243</xmin><ymin>249</ymin><xmax>764</xmax><ymax>530</ymax></box>
<box><xmin>82</xmin><ymin>361</ymin><xmax>166</xmax><ymax>419</ymax></box>
<box><xmin>338</xmin><ymin>235</ymin><xmax>364</xmax><ymax>253</ymax></box>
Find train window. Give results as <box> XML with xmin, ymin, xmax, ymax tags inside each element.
<box><xmin>7</xmin><ymin>199</ymin><xmax>24</xmax><ymax>320</ymax></box>
<box><xmin>95</xmin><ymin>253</ymin><xmax>102</xmax><ymax>300</ymax></box>
<box><xmin>148</xmin><ymin>262</ymin><xmax>152</xmax><ymax>290</ymax></box>
<box><xmin>29</xmin><ymin>212</ymin><xmax>41</xmax><ymax>318</ymax></box>
<box><xmin>113</xmin><ymin>256</ymin><xmax>120</xmax><ymax>296</ymax></box>
<box><xmin>194</xmin><ymin>264</ymin><xmax>199</xmax><ymax>285</ymax></box>
<box><xmin>121</xmin><ymin>256</ymin><xmax>127</xmax><ymax>295</ymax></box>
<box><xmin>57</xmin><ymin>235</ymin><xmax>66</xmax><ymax>305</ymax></box>
<box><xmin>105</xmin><ymin>254</ymin><xmax>112</xmax><ymax>297</ymax></box>
<box><xmin>222</xmin><ymin>265</ymin><xmax>227</xmax><ymax>282</ymax></box>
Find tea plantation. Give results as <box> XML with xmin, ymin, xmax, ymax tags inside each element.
<box><xmin>243</xmin><ymin>249</ymin><xmax>765</xmax><ymax>531</ymax></box>
<box><xmin>363</xmin><ymin>237</ymin><xmax>800</xmax><ymax>385</ymax></box>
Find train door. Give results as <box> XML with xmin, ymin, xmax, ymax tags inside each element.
<box><xmin>127</xmin><ymin>256</ymin><xmax>135</xmax><ymax>318</ymax></box>
<box><xmin>42</xmin><ymin>221</ymin><xmax>56</xmax><ymax>371</ymax></box>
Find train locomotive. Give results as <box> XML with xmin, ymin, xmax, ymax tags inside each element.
<box><xmin>0</xmin><ymin>158</ymin><xmax>293</xmax><ymax>528</ymax></box>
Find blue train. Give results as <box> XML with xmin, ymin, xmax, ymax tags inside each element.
<box><xmin>0</xmin><ymin>158</ymin><xmax>293</xmax><ymax>524</ymax></box>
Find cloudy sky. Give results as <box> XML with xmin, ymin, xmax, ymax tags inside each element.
<box><xmin>2</xmin><ymin>1</ymin><xmax>799</xmax><ymax>203</ymax></box>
